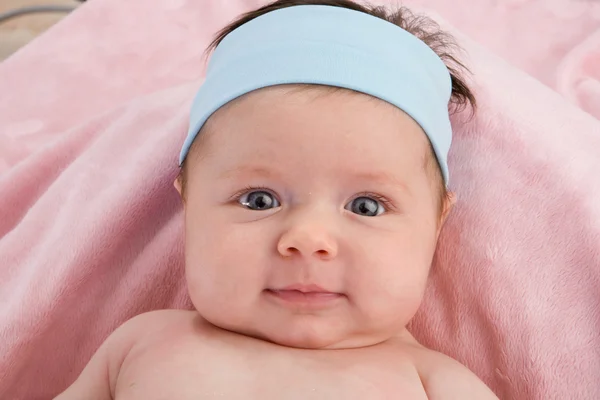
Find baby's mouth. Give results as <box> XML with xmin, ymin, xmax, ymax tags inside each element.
<box><xmin>264</xmin><ymin>284</ymin><xmax>344</xmax><ymax>308</ymax></box>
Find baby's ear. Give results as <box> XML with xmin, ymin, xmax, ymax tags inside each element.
<box><xmin>174</xmin><ymin>177</ymin><xmax>182</xmax><ymax>195</ymax></box>
<box><xmin>437</xmin><ymin>191</ymin><xmax>457</xmax><ymax>235</ymax></box>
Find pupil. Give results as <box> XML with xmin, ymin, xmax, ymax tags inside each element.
<box><xmin>251</xmin><ymin>192</ymin><xmax>271</xmax><ymax>209</ymax></box>
<box><xmin>255</xmin><ymin>195</ymin><xmax>267</xmax><ymax>208</ymax></box>
<box><xmin>354</xmin><ymin>197</ymin><xmax>377</xmax><ymax>216</ymax></box>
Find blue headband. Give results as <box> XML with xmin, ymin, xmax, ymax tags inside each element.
<box><xmin>180</xmin><ymin>5</ymin><xmax>453</xmax><ymax>184</ymax></box>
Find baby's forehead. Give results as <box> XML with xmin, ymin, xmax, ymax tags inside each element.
<box><xmin>189</xmin><ymin>87</ymin><xmax>431</xmax><ymax>178</ymax></box>
<box><xmin>198</xmin><ymin>84</ymin><xmax>427</xmax><ymax>148</ymax></box>
<box><xmin>208</xmin><ymin>84</ymin><xmax>420</xmax><ymax>131</ymax></box>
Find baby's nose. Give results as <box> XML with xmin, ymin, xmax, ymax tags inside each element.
<box><xmin>276</xmin><ymin>222</ymin><xmax>338</xmax><ymax>260</ymax></box>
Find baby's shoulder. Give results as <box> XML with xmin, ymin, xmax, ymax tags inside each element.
<box><xmin>406</xmin><ymin>345</ymin><xmax>499</xmax><ymax>399</ymax></box>
<box><xmin>117</xmin><ymin>309</ymin><xmax>197</xmax><ymax>334</ymax></box>
<box><xmin>105</xmin><ymin>309</ymin><xmax>197</xmax><ymax>361</ymax></box>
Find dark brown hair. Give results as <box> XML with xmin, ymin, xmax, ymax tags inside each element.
<box><xmin>181</xmin><ymin>0</ymin><xmax>477</xmax><ymax>214</ymax></box>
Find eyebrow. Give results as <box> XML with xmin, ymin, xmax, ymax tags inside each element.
<box><xmin>219</xmin><ymin>165</ymin><xmax>411</xmax><ymax>195</ymax></box>
<box><xmin>348</xmin><ymin>171</ymin><xmax>412</xmax><ymax>195</ymax></box>
<box><xmin>219</xmin><ymin>165</ymin><xmax>279</xmax><ymax>180</ymax></box>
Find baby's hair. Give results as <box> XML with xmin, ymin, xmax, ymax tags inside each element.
<box><xmin>182</xmin><ymin>0</ymin><xmax>477</xmax><ymax>215</ymax></box>
<box><xmin>208</xmin><ymin>0</ymin><xmax>475</xmax><ymax>115</ymax></box>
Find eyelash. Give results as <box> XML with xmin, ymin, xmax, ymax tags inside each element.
<box><xmin>352</xmin><ymin>191</ymin><xmax>397</xmax><ymax>212</ymax></box>
<box><xmin>230</xmin><ymin>185</ymin><xmax>277</xmax><ymax>202</ymax></box>
<box><xmin>231</xmin><ymin>187</ymin><xmax>396</xmax><ymax>212</ymax></box>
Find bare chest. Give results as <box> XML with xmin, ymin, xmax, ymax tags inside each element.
<box><xmin>115</xmin><ymin>331</ymin><xmax>428</xmax><ymax>400</ymax></box>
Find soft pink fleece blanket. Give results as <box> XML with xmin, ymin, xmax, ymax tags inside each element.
<box><xmin>1</xmin><ymin>0</ymin><xmax>599</xmax><ymax>399</ymax></box>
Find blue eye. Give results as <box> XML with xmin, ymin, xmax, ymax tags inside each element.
<box><xmin>239</xmin><ymin>191</ymin><xmax>280</xmax><ymax>210</ymax></box>
<box><xmin>346</xmin><ymin>196</ymin><xmax>385</xmax><ymax>217</ymax></box>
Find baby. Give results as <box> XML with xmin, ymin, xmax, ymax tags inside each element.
<box><xmin>56</xmin><ymin>1</ymin><xmax>499</xmax><ymax>399</ymax></box>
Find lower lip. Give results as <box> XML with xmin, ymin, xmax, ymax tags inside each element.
<box><xmin>265</xmin><ymin>289</ymin><xmax>344</xmax><ymax>308</ymax></box>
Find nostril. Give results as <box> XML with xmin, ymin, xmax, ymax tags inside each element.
<box><xmin>286</xmin><ymin>246</ymin><xmax>300</xmax><ymax>255</ymax></box>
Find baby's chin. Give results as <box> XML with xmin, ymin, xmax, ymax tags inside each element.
<box><xmin>260</xmin><ymin>329</ymin><xmax>393</xmax><ymax>350</ymax></box>
<box><xmin>208</xmin><ymin>315</ymin><xmax>400</xmax><ymax>350</ymax></box>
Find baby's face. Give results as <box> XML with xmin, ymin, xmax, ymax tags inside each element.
<box><xmin>177</xmin><ymin>86</ymin><xmax>451</xmax><ymax>349</ymax></box>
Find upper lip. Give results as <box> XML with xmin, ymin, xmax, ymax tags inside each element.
<box><xmin>271</xmin><ymin>284</ymin><xmax>336</xmax><ymax>293</ymax></box>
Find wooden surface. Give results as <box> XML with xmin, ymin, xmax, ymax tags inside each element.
<box><xmin>0</xmin><ymin>0</ymin><xmax>79</xmax><ymax>61</ymax></box>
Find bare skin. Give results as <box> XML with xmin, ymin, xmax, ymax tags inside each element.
<box><xmin>56</xmin><ymin>87</ymin><xmax>499</xmax><ymax>399</ymax></box>
<box><xmin>56</xmin><ymin>310</ymin><xmax>498</xmax><ymax>399</ymax></box>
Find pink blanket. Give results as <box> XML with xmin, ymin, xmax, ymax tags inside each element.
<box><xmin>1</xmin><ymin>0</ymin><xmax>599</xmax><ymax>399</ymax></box>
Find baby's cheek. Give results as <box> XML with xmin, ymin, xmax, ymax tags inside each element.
<box><xmin>184</xmin><ymin>222</ymin><xmax>229</xmax><ymax>306</ymax></box>
<box><xmin>367</xmin><ymin>274</ymin><xmax>426</xmax><ymax>314</ymax></box>
<box><xmin>353</xmin><ymin>244</ymin><xmax>431</xmax><ymax>323</ymax></box>
<box><xmin>186</xmin><ymin>218</ymin><xmax>268</xmax><ymax>297</ymax></box>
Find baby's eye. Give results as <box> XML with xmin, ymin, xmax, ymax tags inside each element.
<box><xmin>346</xmin><ymin>196</ymin><xmax>385</xmax><ymax>217</ymax></box>
<box><xmin>239</xmin><ymin>190</ymin><xmax>280</xmax><ymax>211</ymax></box>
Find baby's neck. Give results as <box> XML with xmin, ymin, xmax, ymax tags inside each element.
<box><xmin>195</xmin><ymin>313</ymin><xmax>419</xmax><ymax>351</ymax></box>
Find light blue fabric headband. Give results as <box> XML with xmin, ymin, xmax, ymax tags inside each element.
<box><xmin>181</xmin><ymin>5</ymin><xmax>453</xmax><ymax>184</ymax></box>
